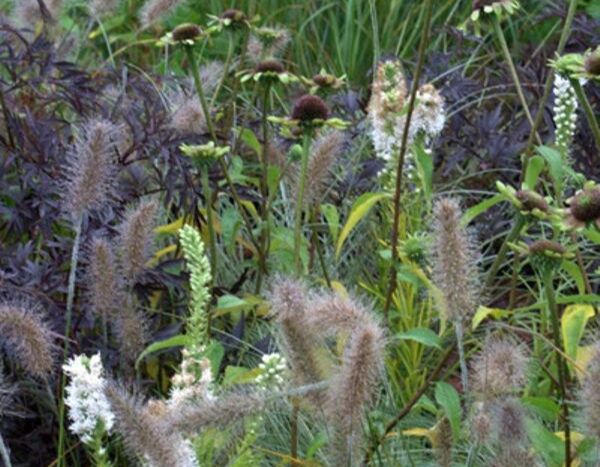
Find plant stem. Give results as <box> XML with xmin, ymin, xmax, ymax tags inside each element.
<box><xmin>570</xmin><ymin>78</ymin><xmax>600</xmax><ymax>154</ymax></box>
<box><xmin>543</xmin><ymin>270</ymin><xmax>571</xmax><ymax>467</ymax></box>
<box><xmin>485</xmin><ymin>214</ymin><xmax>526</xmax><ymax>289</ymax></box>
<box><xmin>0</xmin><ymin>433</ymin><xmax>11</xmax><ymax>467</ymax></box>
<box><xmin>202</xmin><ymin>166</ymin><xmax>218</xmax><ymax>279</ymax></box>
<box><xmin>211</xmin><ymin>31</ymin><xmax>236</xmax><ymax>108</ymax></box>
<box><xmin>454</xmin><ymin>320</ymin><xmax>469</xmax><ymax>393</ymax></box>
<box><xmin>293</xmin><ymin>131</ymin><xmax>312</xmax><ymax>276</ymax></box>
<box><xmin>492</xmin><ymin>16</ymin><xmax>542</xmax><ymax>146</ymax></box>
<box><xmin>185</xmin><ymin>44</ymin><xmax>263</xmax><ymax>259</ymax></box>
<box><xmin>382</xmin><ymin>0</ymin><xmax>433</xmax><ymax>321</ymax></box>
<box><xmin>57</xmin><ymin>216</ymin><xmax>83</xmax><ymax>467</ymax></box>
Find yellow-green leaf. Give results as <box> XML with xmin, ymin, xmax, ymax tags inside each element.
<box><xmin>561</xmin><ymin>304</ymin><xmax>595</xmax><ymax>367</ymax></box>
<box><xmin>472</xmin><ymin>306</ymin><xmax>508</xmax><ymax>330</ymax></box>
<box><xmin>335</xmin><ymin>192</ymin><xmax>389</xmax><ymax>259</ymax></box>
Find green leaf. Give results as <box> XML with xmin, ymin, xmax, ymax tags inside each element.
<box><xmin>526</xmin><ymin>418</ymin><xmax>564</xmax><ymax>467</ymax></box>
<box><xmin>523</xmin><ymin>155</ymin><xmax>545</xmax><ymax>191</ymax></box>
<box><xmin>462</xmin><ymin>194</ymin><xmax>503</xmax><ymax>226</ymax></box>
<box><xmin>135</xmin><ymin>334</ymin><xmax>189</xmax><ymax>370</ymax></box>
<box><xmin>397</xmin><ymin>328</ymin><xmax>442</xmax><ymax>349</ymax></box>
<box><xmin>267</xmin><ymin>165</ymin><xmax>280</xmax><ymax>195</ymax></box>
<box><xmin>238</xmin><ymin>128</ymin><xmax>262</xmax><ymax>156</ymax></box>
<box><xmin>434</xmin><ymin>382</ymin><xmax>461</xmax><ymax>440</ymax></box>
<box><xmin>537</xmin><ymin>146</ymin><xmax>564</xmax><ymax>196</ymax></box>
<box><xmin>222</xmin><ymin>365</ymin><xmax>260</xmax><ymax>387</ymax></box>
<box><xmin>561</xmin><ymin>304</ymin><xmax>595</xmax><ymax>366</ymax></box>
<box><xmin>414</xmin><ymin>140</ymin><xmax>433</xmax><ymax>201</ymax></box>
<box><xmin>561</xmin><ymin>260</ymin><xmax>586</xmax><ymax>295</ymax></box>
<box><xmin>335</xmin><ymin>192</ymin><xmax>389</xmax><ymax>259</ymax></box>
<box><xmin>521</xmin><ymin>396</ymin><xmax>560</xmax><ymax>422</ymax></box>
<box><xmin>215</xmin><ymin>295</ymin><xmax>250</xmax><ymax>315</ymax></box>
<box><xmin>204</xmin><ymin>341</ymin><xmax>225</xmax><ymax>377</ymax></box>
<box><xmin>321</xmin><ymin>203</ymin><xmax>340</xmax><ymax>242</ymax></box>
<box><xmin>472</xmin><ymin>306</ymin><xmax>508</xmax><ymax>330</ymax></box>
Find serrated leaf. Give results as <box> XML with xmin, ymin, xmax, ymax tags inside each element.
<box><xmin>397</xmin><ymin>328</ymin><xmax>442</xmax><ymax>349</ymax></box>
<box><xmin>336</xmin><ymin>192</ymin><xmax>389</xmax><ymax>258</ymax></box>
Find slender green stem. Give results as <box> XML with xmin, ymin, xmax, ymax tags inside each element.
<box><xmin>312</xmin><ymin>208</ymin><xmax>332</xmax><ymax>288</ymax></box>
<box><xmin>211</xmin><ymin>32</ymin><xmax>236</xmax><ymax>108</ymax></box>
<box><xmin>294</xmin><ymin>132</ymin><xmax>312</xmax><ymax>276</ymax></box>
<box><xmin>543</xmin><ymin>270</ymin><xmax>571</xmax><ymax>467</ymax></box>
<box><xmin>485</xmin><ymin>214</ymin><xmax>526</xmax><ymax>289</ymax></box>
<box><xmin>202</xmin><ymin>166</ymin><xmax>218</xmax><ymax>279</ymax></box>
<box><xmin>570</xmin><ymin>78</ymin><xmax>600</xmax><ymax>153</ymax></box>
<box><xmin>185</xmin><ymin>44</ymin><xmax>262</xmax><ymax>258</ymax></box>
<box><xmin>492</xmin><ymin>16</ymin><xmax>542</xmax><ymax>146</ymax></box>
<box><xmin>382</xmin><ymin>0</ymin><xmax>434</xmax><ymax>320</ymax></box>
<box><xmin>57</xmin><ymin>216</ymin><xmax>83</xmax><ymax>467</ymax></box>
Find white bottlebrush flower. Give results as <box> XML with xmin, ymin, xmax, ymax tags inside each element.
<box><xmin>168</xmin><ymin>348</ymin><xmax>214</xmax><ymax>410</ymax></box>
<box><xmin>553</xmin><ymin>74</ymin><xmax>579</xmax><ymax>158</ymax></box>
<box><xmin>255</xmin><ymin>353</ymin><xmax>288</xmax><ymax>390</ymax></box>
<box><xmin>63</xmin><ymin>353</ymin><xmax>114</xmax><ymax>443</ymax></box>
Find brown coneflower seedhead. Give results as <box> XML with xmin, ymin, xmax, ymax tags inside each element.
<box><xmin>268</xmin><ymin>278</ymin><xmax>325</xmax><ymax>402</ymax></box>
<box><xmin>292</xmin><ymin>130</ymin><xmax>344</xmax><ymax>206</ymax></box>
<box><xmin>62</xmin><ymin>118</ymin><xmax>122</xmax><ymax>220</ymax></box>
<box><xmin>172</xmin><ymin>23</ymin><xmax>202</xmax><ymax>42</ymax></box>
<box><xmin>164</xmin><ymin>391</ymin><xmax>267</xmax><ymax>435</ymax></box>
<box><xmin>528</xmin><ymin>239</ymin><xmax>566</xmax><ymax>256</ymax></box>
<box><xmin>326</xmin><ymin>321</ymin><xmax>385</xmax><ymax>466</ymax></box>
<box><xmin>255</xmin><ymin>59</ymin><xmax>285</xmax><ymax>74</ymax></box>
<box><xmin>580</xmin><ymin>342</ymin><xmax>600</xmax><ymax>440</ymax></box>
<box><xmin>431</xmin><ymin>198</ymin><xmax>480</xmax><ymax>323</ymax></box>
<box><xmin>516</xmin><ymin>189</ymin><xmax>549</xmax><ymax>214</ymax></box>
<box><xmin>87</xmin><ymin>237</ymin><xmax>122</xmax><ymax>321</ymax></box>
<box><xmin>291</xmin><ymin>94</ymin><xmax>329</xmax><ymax>122</ymax></box>
<box><xmin>139</xmin><ymin>0</ymin><xmax>182</xmax><ymax>27</ymax></box>
<box><xmin>0</xmin><ymin>302</ymin><xmax>54</xmax><ymax>378</ymax></box>
<box><xmin>584</xmin><ymin>48</ymin><xmax>600</xmax><ymax>76</ymax></box>
<box><xmin>566</xmin><ymin>185</ymin><xmax>600</xmax><ymax>229</ymax></box>
<box><xmin>105</xmin><ymin>383</ymin><xmax>197</xmax><ymax>467</ymax></box>
<box><xmin>118</xmin><ymin>199</ymin><xmax>159</xmax><ymax>285</ymax></box>
<box><xmin>471</xmin><ymin>336</ymin><xmax>528</xmax><ymax>397</ymax></box>
<box><xmin>220</xmin><ymin>8</ymin><xmax>246</xmax><ymax>23</ymax></box>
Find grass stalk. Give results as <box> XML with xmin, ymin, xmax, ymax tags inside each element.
<box><xmin>293</xmin><ymin>131</ymin><xmax>312</xmax><ymax>276</ymax></box>
<box><xmin>382</xmin><ymin>0</ymin><xmax>433</xmax><ymax>320</ymax></box>
<box><xmin>0</xmin><ymin>433</ymin><xmax>11</xmax><ymax>467</ymax></box>
<box><xmin>570</xmin><ymin>78</ymin><xmax>600</xmax><ymax>153</ymax></box>
<box><xmin>485</xmin><ymin>214</ymin><xmax>526</xmax><ymax>289</ymax></box>
<box><xmin>202</xmin><ymin>166</ymin><xmax>218</xmax><ymax>279</ymax></box>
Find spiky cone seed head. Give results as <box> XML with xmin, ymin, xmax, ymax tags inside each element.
<box><xmin>516</xmin><ymin>189</ymin><xmax>549</xmax><ymax>214</ymax></box>
<box><xmin>312</xmin><ymin>74</ymin><xmax>336</xmax><ymax>87</ymax></box>
<box><xmin>472</xmin><ymin>0</ymin><xmax>494</xmax><ymax>10</ymax></box>
<box><xmin>172</xmin><ymin>23</ymin><xmax>202</xmax><ymax>42</ymax></box>
<box><xmin>220</xmin><ymin>8</ymin><xmax>247</xmax><ymax>28</ymax></box>
<box><xmin>291</xmin><ymin>94</ymin><xmax>329</xmax><ymax>122</ymax></box>
<box><xmin>255</xmin><ymin>59</ymin><xmax>285</xmax><ymax>74</ymax></box>
<box><xmin>566</xmin><ymin>185</ymin><xmax>600</xmax><ymax>229</ymax></box>
<box><xmin>584</xmin><ymin>47</ymin><xmax>600</xmax><ymax>76</ymax></box>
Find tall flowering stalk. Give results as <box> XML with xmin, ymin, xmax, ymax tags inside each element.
<box><xmin>63</xmin><ymin>354</ymin><xmax>114</xmax><ymax>466</ymax></box>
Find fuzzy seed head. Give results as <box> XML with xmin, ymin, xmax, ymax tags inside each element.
<box><xmin>431</xmin><ymin>198</ymin><xmax>480</xmax><ymax>323</ymax></box>
<box><xmin>493</xmin><ymin>398</ymin><xmax>527</xmax><ymax>446</ymax></box>
<box><xmin>14</xmin><ymin>0</ymin><xmax>62</xmax><ymax>25</ymax></box>
<box><xmin>89</xmin><ymin>0</ymin><xmax>120</xmax><ymax>16</ymax></box>
<box><xmin>105</xmin><ymin>383</ymin><xmax>199</xmax><ymax>467</ymax></box>
<box><xmin>118</xmin><ymin>199</ymin><xmax>159</xmax><ymax>285</ymax></box>
<box><xmin>62</xmin><ymin>118</ymin><xmax>122</xmax><ymax>220</ymax></box>
<box><xmin>470</xmin><ymin>402</ymin><xmax>492</xmax><ymax>444</ymax></box>
<box><xmin>0</xmin><ymin>302</ymin><xmax>54</xmax><ymax>378</ymax></box>
<box><xmin>432</xmin><ymin>417</ymin><xmax>453</xmax><ymax>467</ymax></box>
<box><xmin>580</xmin><ymin>343</ymin><xmax>600</xmax><ymax>440</ymax></box>
<box><xmin>471</xmin><ymin>336</ymin><xmax>528</xmax><ymax>396</ymax></box>
<box><xmin>139</xmin><ymin>0</ymin><xmax>182</xmax><ymax>27</ymax></box>
<box><xmin>291</xmin><ymin>94</ymin><xmax>329</xmax><ymax>121</ymax></box>
<box><xmin>292</xmin><ymin>130</ymin><xmax>343</xmax><ymax>206</ymax></box>
<box><xmin>114</xmin><ymin>299</ymin><xmax>148</xmax><ymax>371</ymax></box>
<box><xmin>87</xmin><ymin>237</ymin><xmax>122</xmax><ymax>321</ymax></box>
